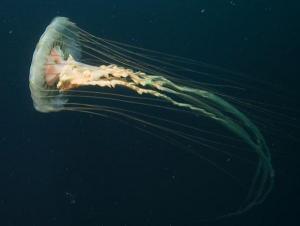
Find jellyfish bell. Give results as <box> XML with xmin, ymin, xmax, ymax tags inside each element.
<box><xmin>29</xmin><ymin>17</ymin><xmax>81</xmax><ymax>112</ymax></box>
<box><xmin>29</xmin><ymin>17</ymin><xmax>276</xmax><ymax>219</ymax></box>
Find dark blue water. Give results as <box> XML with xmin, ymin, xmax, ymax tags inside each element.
<box><xmin>1</xmin><ymin>1</ymin><xmax>299</xmax><ymax>225</ymax></box>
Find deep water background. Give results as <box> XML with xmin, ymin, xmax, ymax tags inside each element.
<box><xmin>0</xmin><ymin>0</ymin><xmax>299</xmax><ymax>225</ymax></box>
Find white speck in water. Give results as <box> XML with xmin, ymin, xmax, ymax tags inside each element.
<box><xmin>200</xmin><ymin>9</ymin><xmax>206</xmax><ymax>14</ymax></box>
<box><xmin>230</xmin><ymin>1</ymin><xmax>236</xmax><ymax>6</ymax></box>
<box><xmin>265</xmin><ymin>7</ymin><xmax>272</xmax><ymax>12</ymax></box>
<box><xmin>8</xmin><ymin>30</ymin><xmax>13</xmax><ymax>34</ymax></box>
<box><xmin>65</xmin><ymin>192</ymin><xmax>76</xmax><ymax>204</ymax></box>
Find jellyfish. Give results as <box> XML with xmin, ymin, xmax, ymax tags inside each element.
<box><xmin>29</xmin><ymin>17</ymin><xmax>274</xmax><ymax>218</ymax></box>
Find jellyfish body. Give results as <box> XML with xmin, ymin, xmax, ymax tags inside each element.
<box><xmin>29</xmin><ymin>17</ymin><xmax>274</xmax><ymax>218</ymax></box>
